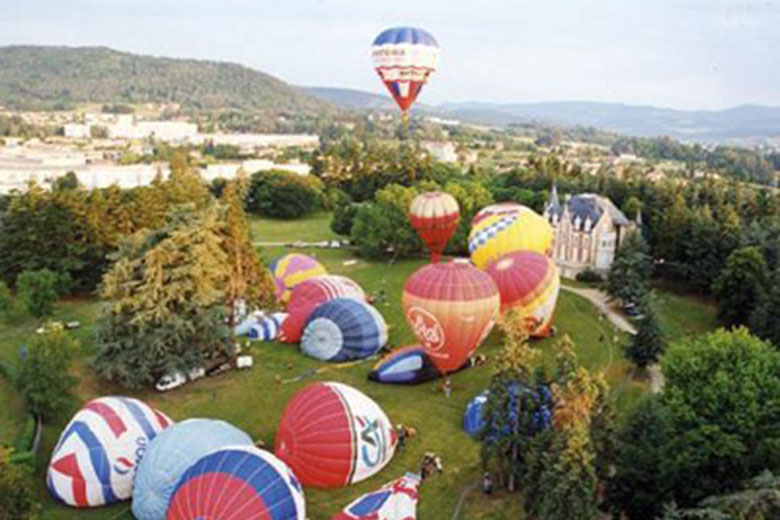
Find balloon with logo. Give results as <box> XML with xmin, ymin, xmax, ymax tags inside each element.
<box><xmin>409</xmin><ymin>191</ymin><xmax>460</xmax><ymax>262</ymax></box>
<box><xmin>372</xmin><ymin>27</ymin><xmax>441</xmax><ymax>113</ymax></box>
<box><xmin>166</xmin><ymin>445</ymin><xmax>306</xmax><ymax>520</ymax></box>
<box><xmin>132</xmin><ymin>419</ymin><xmax>253</xmax><ymax>520</ymax></box>
<box><xmin>47</xmin><ymin>396</ymin><xmax>172</xmax><ymax>507</ymax></box>
<box><xmin>468</xmin><ymin>203</ymin><xmax>554</xmax><ymax>269</ymax></box>
<box><xmin>332</xmin><ymin>472</ymin><xmax>421</xmax><ymax>520</ymax></box>
<box><xmin>485</xmin><ymin>251</ymin><xmax>560</xmax><ymax>337</ymax></box>
<box><xmin>270</xmin><ymin>253</ymin><xmax>327</xmax><ymax>303</ymax></box>
<box><xmin>280</xmin><ymin>275</ymin><xmax>367</xmax><ymax>343</ymax></box>
<box><xmin>275</xmin><ymin>382</ymin><xmax>397</xmax><ymax>488</ymax></box>
<box><xmin>402</xmin><ymin>260</ymin><xmax>500</xmax><ymax>374</ymax></box>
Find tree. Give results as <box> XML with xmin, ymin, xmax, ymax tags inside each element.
<box><xmin>606</xmin><ymin>231</ymin><xmax>652</xmax><ymax>304</ymax></box>
<box><xmin>712</xmin><ymin>246</ymin><xmax>768</xmax><ymax>327</ymax></box>
<box><xmin>523</xmin><ymin>336</ymin><xmax>608</xmax><ymax>520</ymax></box>
<box><xmin>350</xmin><ymin>184</ymin><xmax>423</xmax><ymax>260</ymax></box>
<box><xmin>15</xmin><ymin>269</ymin><xmax>60</xmax><ymax>318</ymax></box>
<box><xmin>653</xmin><ymin>190</ymin><xmax>691</xmax><ymax>272</ymax></box>
<box><xmin>480</xmin><ymin>309</ymin><xmax>541</xmax><ymax>492</ymax></box>
<box><xmin>52</xmin><ymin>171</ymin><xmax>80</xmax><ymax>192</ymax></box>
<box><xmin>683</xmin><ymin>206</ymin><xmax>723</xmax><ymax>293</ymax></box>
<box><xmin>662</xmin><ymin>328</ymin><xmax>780</xmax><ymax>506</ymax></box>
<box><xmin>623</xmin><ymin>295</ymin><xmax>666</xmax><ymax>368</ymax></box>
<box><xmin>220</xmin><ymin>174</ymin><xmax>275</xmax><ymax>328</ymax></box>
<box><xmin>0</xmin><ymin>280</ymin><xmax>10</xmax><ymax>313</ymax></box>
<box><xmin>0</xmin><ymin>183</ymin><xmax>107</xmax><ymax>291</ymax></box>
<box><xmin>15</xmin><ymin>322</ymin><xmax>77</xmax><ymax>422</ymax></box>
<box><xmin>607</xmin><ymin>397</ymin><xmax>673</xmax><ymax>520</ymax></box>
<box><xmin>749</xmin><ymin>266</ymin><xmax>780</xmax><ymax>348</ymax></box>
<box><xmin>94</xmin><ymin>204</ymin><xmax>232</xmax><ymax>388</ymax></box>
<box><xmin>622</xmin><ymin>196</ymin><xmax>643</xmax><ymax>221</ymax></box>
<box><xmin>247</xmin><ymin>170</ymin><xmax>323</xmax><ymax>218</ymax></box>
<box><xmin>0</xmin><ymin>447</ymin><xmax>40</xmax><ymax>519</ymax></box>
<box><xmin>444</xmin><ymin>180</ymin><xmax>494</xmax><ymax>255</ymax></box>
<box><xmin>658</xmin><ymin>472</ymin><xmax>780</xmax><ymax>520</ymax></box>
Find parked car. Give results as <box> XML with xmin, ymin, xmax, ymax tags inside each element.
<box><xmin>155</xmin><ymin>367</ymin><xmax>205</xmax><ymax>392</ymax></box>
<box><xmin>236</xmin><ymin>355</ymin><xmax>253</xmax><ymax>369</ymax></box>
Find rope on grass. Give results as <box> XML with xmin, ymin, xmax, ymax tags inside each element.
<box><xmin>451</xmin><ymin>481</ymin><xmax>479</xmax><ymax>520</ymax></box>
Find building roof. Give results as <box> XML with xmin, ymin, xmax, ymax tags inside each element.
<box><xmin>545</xmin><ymin>185</ymin><xmax>630</xmax><ymax>228</ymax></box>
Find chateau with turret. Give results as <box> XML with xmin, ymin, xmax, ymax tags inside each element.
<box><xmin>543</xmin><ymin>185</ymin><xmax>640</xmax><ymax>278</ymax></box>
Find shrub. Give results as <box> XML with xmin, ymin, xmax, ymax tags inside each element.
<box><xmin>15</xmin><ymin>269</ymin><xmax>59</xmax><ymax>318</ymax></box>
<box><xmin>0</xmin><ymin>447</ymin><xmax>40</xmax><ymax>519</ymax></box>
<box><xmin>331</xmin><ymin>203</ymin><xmax>359</xmax><ymax>236</ymax></box>
<box><xmin>576</xmin><ymin>269</ymin><xmax>603</xmax><ymax>284</ymax></box>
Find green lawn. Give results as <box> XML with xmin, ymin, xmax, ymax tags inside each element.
<box><xmin>0</xmin><ymin>212</ymin><xmax>717</xmax><ymax>519</ymax></box>
<box><xmin>654</xmin><ymin>287</ymin><xmax>718</xmax><ymax>340</ymax></box>
<box><xmin>251</xmin><ymin>212</ymin><xmax>339</xmax><ymax>244</ymax></box>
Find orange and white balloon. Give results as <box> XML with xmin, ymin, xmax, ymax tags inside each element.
<box><xmin>484</xmin><ymin>251</ymin><xmax>560</xmax><ymax>337</ymax></box>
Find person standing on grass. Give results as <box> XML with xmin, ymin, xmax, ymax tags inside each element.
<box><xmin>397</xmin><ymin>424</ymin><xmax>407</xmax><ymax>451</ymax></box>
<box><xmin>444</xmin><ymin>377</ymin><xmax>452</xmax><ymax>398</ymax></box>
<box><xmin>482</xmin><ymin>472</ymin><xmax>494</xmax><ymax>495</ymax></box>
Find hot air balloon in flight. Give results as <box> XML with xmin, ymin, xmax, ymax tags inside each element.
<box><xmin>484</xmin><ymin>251</ymin><xmax>560</xmax><ymax>337</ymax></box>
<box><xmin>47</xmin><ymin>396</ymin><xmax>172</xmax><ymax>508</ymax></box>
<box><xmin>372</xmin><ymin>27</ymin><xmax>441</xmax><ymax>113</ymax></box>
<box><xmin>280</xmin><ymin>275</ymin><xmax>367</xmax><ymax>343</ymax></box>
<box><xmin>409</xmin><ymin>191</ymin><xmax>460</xmax><ymax>262</ymax></box>
<box><xmin>468</xmin><ymin>203</ymin><xmax>554</xmax><ymax>269</ymax></box>
<box><xmin>275</xmin><ymin>382</ymin><xmax>397</xmax><ymax>488</ymax></box>
<box><xmin>166</xmin><ymin>445</ymin><xmax>306</xmax><ymax>520</ymax></box>
<box><xmin>270</xmin><ymin>253</ymin><xmax>327</xmax><ymax>303</ymax></box>
<box><xmin>132</xmin><ymin>419</ymin><xmax>253</xmax><ymax>520</ymax></box>
<box><xmin>402</xmin><ymin>260</ymin><xmax>500</xmax><ymax>374</ymax></box>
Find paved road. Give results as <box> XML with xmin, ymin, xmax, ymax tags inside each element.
<box><xmin>561</xmin><ymin>284</ymin><xmax>664</xmax><ymax>393</ymax></box>
<box><xmin>560</xmin><ymin>285</ymin><xmax>637</xmax><ymax>334</ymax></box>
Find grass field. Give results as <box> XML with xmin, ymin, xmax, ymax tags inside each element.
<box><xmin>0</xmin><ymin>212</ymin><xmax>718</xmax><ymax>519</ymax></box>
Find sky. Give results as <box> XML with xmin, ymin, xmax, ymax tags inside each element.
<box><xmin>1</xmin><ymin>0</ymin><xmax>778</xmax><ymax>110</ymax></box>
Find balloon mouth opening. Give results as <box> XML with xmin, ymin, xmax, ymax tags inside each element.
<box><xmin>452</xmin><ymin>258</ymin><xmax>471</xmax><ymax>266</ymax></box>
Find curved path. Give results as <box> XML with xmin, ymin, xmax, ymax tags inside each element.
<box><xmin>561</xmin><ymin>284</ymin><xmax>664</xmax><ymax>393</ymax></box>
<box><xmin>560</xmin><ymin>284</ymin><xmax>637</xmax><ymax>335</ymax></box>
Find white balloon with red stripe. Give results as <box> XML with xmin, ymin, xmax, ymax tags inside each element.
<box><xmin>47</xmin><ymin>396</ymin><xmax>172</xmax><ymax>507</ymax></box>
<box><xmin>275</xmin><ymin>382</ymin><xmax>397</xmax><ymax>488</ymax></box>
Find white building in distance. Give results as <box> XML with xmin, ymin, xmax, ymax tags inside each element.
<box><xmin>190</xmin><ymin>134</ymin><xmax>320</xmax><ymax>153</ymax></box>
<box><xmin>422</xmin><ymin>141</ymin><xmax>458</xmax><ymax>163</ymax></box>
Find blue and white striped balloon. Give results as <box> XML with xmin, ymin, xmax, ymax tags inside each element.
<box><xmin>301</xmin><ymin>299</ymin><xmax>388</xmax><ymax>362</ymax></box>
<box><xmin>246</xmin><ymin>312</ymin><xmax>288</xmax><ymax>341</ymax></box>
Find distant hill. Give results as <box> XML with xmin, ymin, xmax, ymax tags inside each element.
<box><xmin>0</xmin><ymin>45</ymin><xmax>330</xmax><ymax>112</ymax></box>
<box><xmin>301</xmin><ymin>86</ymin><xmax>395</xmax><ymax>110</ymax></box>
<box><xmin>438</xmin><ymin>101</ymin><xmax>780</xmax><ymax>143</ymax></box>
<box><xmin>305</xmin><ymin>84</ymin><xmax>780</xmax><ymax>143</ymax></box>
